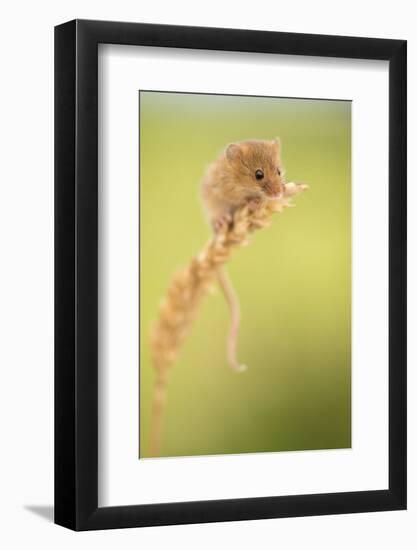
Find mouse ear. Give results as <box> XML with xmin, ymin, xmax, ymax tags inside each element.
<box><xmin>225</xmin><ymin>143</ymin><xmax>241</xmax><ymax>161</ymax></box>
<box><xmin>272</xmin><ymin>137</ymin><xmax>281</xmax><ymax>150</ymax></box>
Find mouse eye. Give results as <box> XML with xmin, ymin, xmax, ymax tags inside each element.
<box><xmin>277</xmin><ymin>168</ymin><xmax>281</xmax><ymax>176</ymax></box>
<box><xmin>255</xmin><ymin>169</ymin><xmax>264</xmax><ymax>180</ymax></box>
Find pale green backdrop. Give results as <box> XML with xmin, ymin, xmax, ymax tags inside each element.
<box><xmin>139</xmin><ymin>91</ymin><xmax>351</xmax><ymax>458</ymax></box>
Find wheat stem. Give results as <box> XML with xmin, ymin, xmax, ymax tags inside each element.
<box><xmin>147</xmin><ymin>182</ymin><xmax>308</xmax><ymax>457</ymax></box>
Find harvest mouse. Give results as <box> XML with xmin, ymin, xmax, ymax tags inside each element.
<box><xmin>201</xmin><ymin>139</ymin><xmax>285</xmax><ymax>231</ymax></box>
<box><xmin>201</xmin><ymin>139</ymin><xmax>286</xmax><ymax>372</ymax></box>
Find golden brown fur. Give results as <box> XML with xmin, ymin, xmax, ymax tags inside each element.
<box><xmin>201</xmin><ymin>139</ymin><xmax>284</xmax><ymax>226</ymax></box>
<box><xmin>200</xmin><ymin>138</ymin><xmax>286</xmax><ymax>373</ymax></box>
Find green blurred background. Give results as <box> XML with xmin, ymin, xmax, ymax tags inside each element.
<box><xmin>139</xmin><ymin>91</ymin><xmax>351</xmax><ymax>458</ymax></box>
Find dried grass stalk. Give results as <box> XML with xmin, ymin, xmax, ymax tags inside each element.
<box><xmin>148</xmin><ymin>182</ymin><xmax>308</xmax><ymax>457</ymax></box>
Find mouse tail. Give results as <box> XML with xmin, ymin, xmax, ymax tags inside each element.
<box><xmin>217</xmin><ymin>267</ymin><xmax>247</xmax><ymax>373</ymax></box>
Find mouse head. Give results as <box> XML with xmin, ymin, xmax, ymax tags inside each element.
<box><xmin>225</xmin><ymin>139</ymin><xmax>285</xmax><ymax>198</ymax></box>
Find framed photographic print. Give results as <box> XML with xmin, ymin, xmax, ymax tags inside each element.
<box><xmin>55</xmin><ymin>19</ymin><xmax>407</xmax><ymax>530</ymax></box>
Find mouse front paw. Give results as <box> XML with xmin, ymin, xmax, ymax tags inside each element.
<box><xmin>212</xmin><ymin>213</ymin><xmax>232</xmax><ymax>233</ymax></box>
<box><xmin>246</xmin><ymin>196</ymin><xmax>262</xmax><ymax>213</ymax></box>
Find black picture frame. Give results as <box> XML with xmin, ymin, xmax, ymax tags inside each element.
<box><xmin>55</xmin><ymin>19</ymin><xmax>407</xmax><ymax>531</ymax></box>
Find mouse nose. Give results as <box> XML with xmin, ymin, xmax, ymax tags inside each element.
<box><xmin>264</xmin><ymin>180</ymin><xmax>283</xmax><ymax>197</ymax></box>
